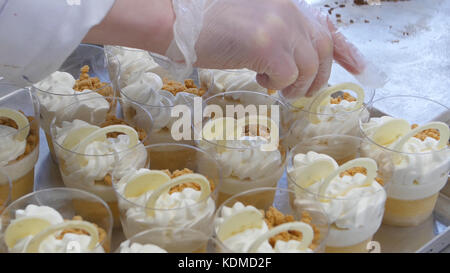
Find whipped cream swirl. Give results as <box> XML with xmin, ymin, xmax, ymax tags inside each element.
<box><xmin>8</xmin><ymin>205</ymin><xmax>104</xmax><ymax>253</ymax></box>
<box><xmin>118</xmin><ymin>240</ymin><xmax>168</xmax><ymax>253</ymax></box>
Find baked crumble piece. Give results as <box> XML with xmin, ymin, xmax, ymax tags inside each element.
<box><xmin>57</xmin><ymin>215</ymin><xmax>107</xmax><ymax>244</ymax></box>
<box><xmin>100</xmin><ymin>114</ymin><xmax>147</xmax><ymax>142</ymax></box>
<box><xmin>73</xmin><ymin>65</ymin><xmax>114</xmax><ymax>97</ymax></box>
<box><xmin>162</xmin><ymin>78</ymin><xmax>206</xmax><ymax>96</ymax></box>
<box><xmin>340</xmin><ymin>166</ymin><xmax>384</xmax><ymax>186</ymax></box>
<box><xmin>330</xmin><ymin>92</ymin><xmax>357</xmax><ymax>104</ymax></box>
<box><xmin>264</xmin><ymin>207</ymin><xmax>320</xmax><ymax>250</ymax></box>
<box><xmin>411</xmin><ymin>124</ymin><xmax>440</xmax><ymax>141</ymax></box>
<box><xmin>0</xmin><ymin>113</ymin><xmax>38</xmax><ymax>162</ymax></box>
<box><xmin>164</xmin><ymin>168</ymin><xmax>216</xmax><ymax>194</ymax></box>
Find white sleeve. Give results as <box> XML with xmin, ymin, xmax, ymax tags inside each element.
<box><xmin>0</xmin><ymin>0</ymin><xmax>115</xmax><ymax>86</ymax></box>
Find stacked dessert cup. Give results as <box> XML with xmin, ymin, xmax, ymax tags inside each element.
<box><xmin>33</xmin><ymin>44</ymin><xmax>118</xmax><ymax>161</ymax></box>
<box><xmin>0</xmin><ymin>84</ymin><xmax>40</xmax><ymax>201</ymax></box>
<box><xmin>195</xmin><ymin>91</ymin><xmax>290</xmax><ymax>206</ymax></box>
<box><xmin>280</xmin><ymin>82</ymin><xmax>375</xmax><ymax>148</ymax></box>
<box><xmin>50</xmin><ymin>96</ymin><xmax>153</xmax><ymax>227</ymax></box>
<box><xmin>0</xmin><ymin>188</ymin><xmax>113</xmax><ymax>253</ymax></box>
<box><xmin>112</xmin><ymin>143</ymin><xmax>221</xmax><ymax>239</ymax></box>
<box><xmin>214</xmin><ymin>187</ymin><xmax>329</xmax><ymax>253</ymax></box>
<box><xmin>359</xmin><ymin>95</ymin><xmax>450</xmax><ymax>227</ymax></box>
<box><xmin>287</xmin><ymin>135</ymin><xmax>390</xmax><ymax>253</ymax></box>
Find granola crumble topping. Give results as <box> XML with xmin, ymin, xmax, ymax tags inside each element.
<box><xmin>330</xmin><ymin>92</ymin><xmax>357</xmax><ymax>104</ymax></box>
<box><xmin>73</xmin><ymin>65</ymin><xmax>114</xmax><ymax>97</ymax></box>
<box><xmin>164</xmin><ymin>168</ymin><xmax>216</xmax><ymax>194</ymax></box>
<box><xmin>100</xmin><ymin>114</ymin><xmax>147</xmax><ymax>142</ymax></box>
<box><xmin>56</xmin><ymin>215</ymin><xmax>106</xmax><ymax>244</ymax></box>
<box><xmin>162</xmin><ymin>78</ymin><xmax>206</xmax><ymax>96</ymax></box>
<box><xmin>263</xmin><ymin>207</ymin><xmax>320</xmax><ymax>250</ymax></box>
<box><xmin>339</xmin><ymin>167</ymin><xmax>384</xmax><ymax>186</ymax></box>
<box><xmin>411</xmin><ymin>124</ymin><xmax>440</xmax><ymax>141</ymax></box>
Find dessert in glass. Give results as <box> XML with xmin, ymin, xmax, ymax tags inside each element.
<box><xmin>113</xmin><ymin>143</ymin><xmax>220</xmax><ymax>238</ymax></box>
<box><xmin>360</xmin><ymin>96</ymin><xmax>449</xmax><ymax>227</ymax></box>
<box><xmin>0</xmin><ymin>188</ymin><xmax>112</xmax><ymax>253</ymax></box>
<box><xmin>33</xmin><ymin>44</ymin><xmax>115</xmax><ymax>161</ymax></box>
<box><xmin>118</xmin><ymin>56</ymin><xmax>212</xmax><ymax>145</ymax></box>
<box><xmin>0</xmin><ymin>84</ymin><xmax>40</xmax><ymax>201</ymax></box>
<box><xmin>214</xmin><ymin>187</ymin><xmax>328</xmax><ymax>253</ymax></box>
<box><xmin>50</xmin><ymin>96</ymin><xmax>152</xmax><ymax>226</ymax></box>
<box><xmin>287</xmin><ymin>136</ymin><xmax>388</xmax><ymax>253</ymax></box>
<box><xmin>117</xmin><ymin>227</ymin><xmax>221</xmax><ymax>253</ymax></box>
<box><xmin>280</xmin><ymin>82</ymin><xmax>375</xmax><ymax>148</ymax></box>
<box><xmin>0</xmin><ymin>171</ymin><xmax>11</xmax><ymax>214</ymax></box>
<box><xmin>198</xmin><ymin>68</ymin><xmax>277</xmax><ymax>98</ymax></box>
<box><xmin>196</xmin><ymin>91</ymin><xmax>289</xmax><ymax>206</ymax></box>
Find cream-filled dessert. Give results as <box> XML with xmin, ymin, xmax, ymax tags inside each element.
<box><xmin>361</xmin><ymin>116</ymin><xmax>450</xmax><ymax>226</ymax></box>
<box><xmin>215</xmin><ymin>202</ymin><xmax>320</xmax><ymax>253</ymax></box>
<box><xmin>199</xmin><ymin>69</ymin><xmax>277</xmax><ymax>97</ymax></box>
<box><xmin>286</xmin><ymin>83</ymin><xmax>369</xmax><ymax>147</ymax></box>
<box><xmin>198</xmin><ymin>116</ymin><xmax>285</xmax><ymax>205</ymax></box>
<box><xmin>53</xmin><ymin>117</ymin><xmax>147</xmax><ymax>225</ymax></box>
<box><xmin>118</xmin><ymin>240</ymin><xmax>168</xmax><ymax>253</ymax></box>
<box><xmin>3</xmin><ymin>204</ymin><xmax>107</xmax><ymax>253</ymax></box>
<box><xmin>0</xmin><ymin>108</ymin><xmax>39</xmax><ymax>201</ymax></box>
<box><xmin>115</xmin><ymin>168</ymin><xmax>216</xmax><ymax>238</ymax></box>
<box><xmin>288</xmin><ymin>152</ymin><xmax>386</xmax><ymax>252</ymax></box>
<box><xmin>34</xmin><ymin>66</ymin><xmax>113</xmax><ymax>159</ymax></box>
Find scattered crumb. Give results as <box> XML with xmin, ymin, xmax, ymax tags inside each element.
<box><xmin>411</xmin><ymin>124</ymin><xmax>440</xmax><ymax>141</ymax></box>
<box><xmin>243</xmin><ymin>124</ymin><xmax>271</xmax><ymax>139</ymax></box>
<box><xmin>330</xmin><ymin>92</ymin><xmax>357</xmax><ymax>104</ymax></box>
<box><xmin>167</xmin><ymin>168</ymin><xmax>216</xmax><ymax>194</ymax></box>
<box><xmin>364</xmin><ymin>19</ymin><xmax>370</xmax><ymax>23</ymax></box>
<box><xmin>264</xmin><ymin>207</ymin><xmax>320</xmax><ymax>250</ymax></box>
<box><xmin>57</xmin><ymin>215</ymin><xmax>107</xmax><ymax>245</ymax></box>
<box><xmin>336</xmin><ymin>14</ymin><xmax>341</xmax><ymax>18</ymax></box>
<box><xmin>162</xmin><ymin>78</ymin><xmax>206</xmax><ymax>96</ymax></box>
<box><xmin>391</xmin><ymin>40</ymin><xmax>400</xmax><ymax>43</ymax></box>
<box><xmin>350</xmin><ymin>19</ymin><xmax>354</xmax><ymax>24</ymax></box>
<box><xmin>267</xmin><ymin>89</ymin><xmax>277</xmax><ymax>95</ymax></box>
<box><xmin>73</xmin><ymin>65</ymin><xmax>114</xmax><ymax>97</ymax></box>
<box><xmin>340</xmin><ymin>167</ymin><xmax>385</xmax><ymax>186</ymax></box>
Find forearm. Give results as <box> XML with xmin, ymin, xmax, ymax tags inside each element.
<box><xmin>82</xmin><ymin>0</ymin><xmax>175</xmax><ymax>55</ymax></box>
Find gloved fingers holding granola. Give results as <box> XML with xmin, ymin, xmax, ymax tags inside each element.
<box><xmin>166</xmin><ymin>0</ymin><xmax>373</xmax><ymax>99</ymax></box>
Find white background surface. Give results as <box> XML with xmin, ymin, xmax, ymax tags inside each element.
<box><xmin>308</xmin><ymin>0</ymin><xmax>450</xmax><ymax>119</ymax></box>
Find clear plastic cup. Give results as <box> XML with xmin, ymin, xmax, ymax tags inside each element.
<box><xmin>279</xmin><ymin>84</ymin><xmax>375</xmax><ymax>148</ymax></box>
<box><xmin>112</xmin><ymin>143</ymin><xmax>220</xmax><ymax>239</ymax></box>
<box><xmin>116</xmin><ymin>227</ymin><xmax>223</xmax><ymax>253</ymax></box>
<box><xmin>213</xmin><ymin>187</ymin><xmax>329</xmax><ymax>253</ymax></box>
<box><xmin>359</xmin><ymin>95</ymin><xmax>450</xmax><ymax>227</ymax></box>
<box><xmin>0</xmin><ymin>188</ymin><xmax>113</xmax><ymax>253</ymax></box>
<box><xmin>33</xmin><ymin>44</ymin><xmax>115</xmax><ymax>161</ymax></box>
<box><xmin>195</xmin><ymin>91</ymin><xmax>290</xmax><ymax>206</ymax></box>
<box><xmin>0</xmin><ymin>171</ymin><xmax>11</xmax><ymax>215</ymax></box>
<box><xmin>50</xmin><ymin>96</ymin><xmax>153</xmax><ymax>226</ymax></box>
<box><xmin>118</xmin><ymin>57</ymin><xmax>213</xmax><ymax>145</ymax></box>
<box><xmin>0</xmin><ymin>84</ymin><xmax>40</xmax><ymax>201</ymax></box>
<box><xmin>287</xmin><ymin>135</ymin><xmax>389</xmax><ymax>253</ymax></box>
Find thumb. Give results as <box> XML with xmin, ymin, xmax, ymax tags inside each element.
<box><xmin>255</xmin><ymin>53</ymin><xmax>298</xmax><ymax>91</ymax></box>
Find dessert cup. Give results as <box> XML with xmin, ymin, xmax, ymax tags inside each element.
<box><xmin>116</xmin><ymin>227</ymin><xmax>222</xmax><ymax>253</ymax></box>
<box><xmin>0</xmin><ymin>188</ymin><xmax>112</xmax><ymax>253</ymax></box>
<box><xmin>359</xmin><ymin>95</ymin><xmax>450</xmax><ymax>227</ymax></box>
<box><xmin>118</xmin><ymin>57</ymin><xmax>213</xmax><ymax>147</ymax></box>
<box><xmin>280</xmin><ymin>82</ymin><xmax>375</xmax><ymax>148</ymax></box>
<box><xmin>214</xmin><ymin>187</ymin><xmax>329</xmax><ymax>253</ymax></box>
<box><xmin>50</xmin><ymin>96</ymin><xmax>152</xmax><ymax>227</ymax></box>
<box><xmin>0</xmin><ymin>85</ymin><xmax>40</xmax><ymax>201</ymax></box>
<box><xmin>195</xmin><ymin>91</ymin><xmax>290</xmax><ymax>206</ymax></box>
<box><xmin>112</xmin><ymin>143</ymin><xmax>220</xmax><ymax>239</ymax></box>
<box><xmin>0</xmin><ymin>172</ymin><xmax>11</xmax><ymax>215</ymax></box>
<box><xmin>287</xmin><ymin>136</ymin><xmax>389</xmax><ymax>253</ymax></box>
<box><xmin>33</xmin><ymin>44</ymin><xmax>116</xmax><ymax>161</ymax></box>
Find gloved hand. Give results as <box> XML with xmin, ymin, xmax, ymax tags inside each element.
<box><xmin>164</xmin><ymin>0</ymin><xmax>386</xmax><ymax>99</ymax></box>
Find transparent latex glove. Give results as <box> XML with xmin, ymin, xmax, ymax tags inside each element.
<box><xmin>164</xmin><ymin>0</ymin><xmax>387</xmax><ymax>99</ymax></box>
